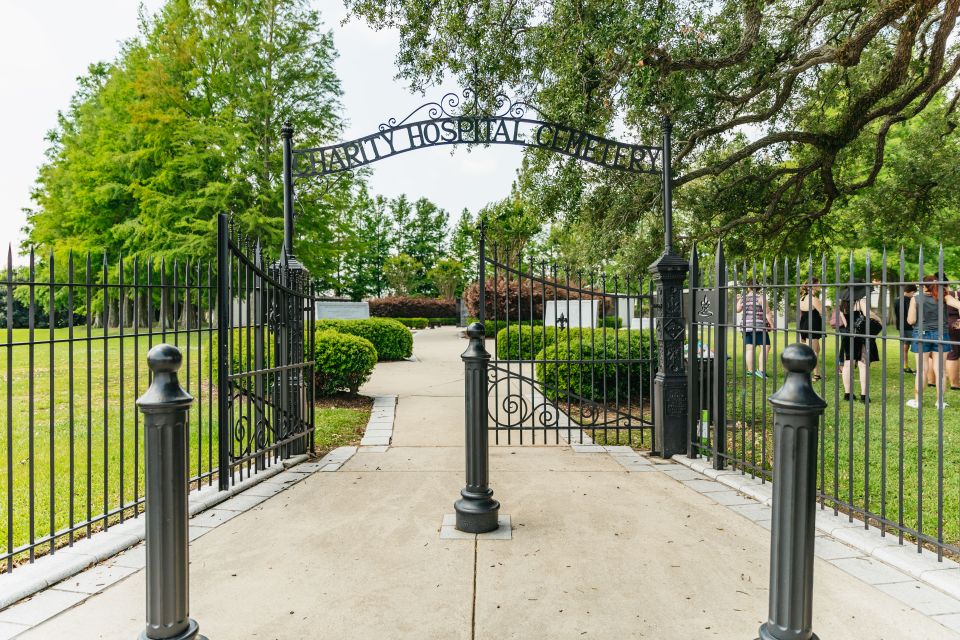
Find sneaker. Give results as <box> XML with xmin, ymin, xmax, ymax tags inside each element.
<box><xmin>938</xmin><ymin>401</ymin><xmax>949</xmax><ymax>410</ymax></box>
<box><xmin>755</xmin><ymin>371</ymin><xmax>768</xmax><ymax>379</ymax></box>
<box><xmin>906</xmin><ymin>398</ymin><xmax>919</xmax><ymax>409</ymax></box>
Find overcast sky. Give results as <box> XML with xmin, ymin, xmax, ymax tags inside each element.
<box><xmin>0</xmin><ymin>1</ymin><xmax>523</xmax><ymax>261</ymax></box>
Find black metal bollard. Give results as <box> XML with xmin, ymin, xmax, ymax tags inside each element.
<box><xmin>137</xmin><ymin>344</ymin><xmax>206</xmax><ymax>640</ymax></box>
<box><xmin>760</xmin><ymin>343</ymin><xmax>826</xmax><ymax>640</ymax></box>
<box><xmin>454</xmin><ymin>322</ymin><xmax>500</xmax><ymax>533</ymax></box>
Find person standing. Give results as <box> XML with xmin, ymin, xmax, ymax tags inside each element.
<box><xmin>947</xmin><ymin>282</ymin><xmax>960</xmax><ymax>391</ymax></box>
<box><xmin>837</xmin><ymin>294</ymin><xmax>881</xmax><ymax>402</ymax></box>
<box><xmin>737</xmin><ymin>280</ymin><xmax>774</xmax><ymax>378</ymax></box>
<box><xmin>893</xmin><ymin>284</ymin><xmax>917</xmax><ymax>373</ymax></box>
<box><xmin>798</xmin><ymin>279</ymin><xmax>824</xmax><ymax>380</ymax></box>
<box><xmin>906</xmin><ymin>275</ymin><xmax>960</xmax><ymax>409</ymax></box>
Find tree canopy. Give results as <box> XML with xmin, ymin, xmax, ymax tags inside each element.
<box><xmin>29</xmin><ymin>0</ymin><xmax>348</xmax><ymax>273</ymax></box>
<box><xmin>346</xmin><ymin>0</ymin><xmax>960</xmax><ymax>265</ymax></box>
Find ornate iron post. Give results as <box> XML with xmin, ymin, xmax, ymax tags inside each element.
<box><xmin>454</xmin><ymin>322</ymin><xmax>500</xmax><ymax>533</ymax></box>
<box><xmin>649</xmin><ymin>116</ymin><xmax>689</xmax><ymax>458</ymax></box>
<box><xmin>760</xmin><ymin>343</ymin><xmax>826</xmax><ymax>640</ymax></box>
<box><xmin>276</xmin><ymin>122</ymin><xmax>309</xmax><ymax>457</ymax></box>
<box><xmin>137</xmin><ymin>344</ymin><xmax>206</xmax><ymax>640</ymax></box>
<box><xmin>712</xmin><ymin>241</ymin><xmax>727</xmax><ymax>470</ymax></box>
<box><xmin>216</xmin><ymin>215</ymin><xmax>230</xmax><ymax>491</ymax></box>
<box><xmin>282</xmin><ymin>121</ymin><xmax>295</xmax><ymax>258</ymax></box>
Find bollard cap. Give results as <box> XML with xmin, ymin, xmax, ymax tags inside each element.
<box><xmin>462</xmin><ymin>322</ymin><xmax>490</xmax><ymax>361</ymax></box>
<box><xmin>466</xmin><ymin>322</ymin><xmax>486</xmax><ymax>340</ymax></box>
<box><xmin>137</xmin><ymin>343</ymin><xmax>193</xmax><ymax>412</ymax></box>
<box><xmin>147</xmin><ymin>343</ymin><xmax>182</xmax><ymax>374</ymax></box>
<box><xmin>781</xmin><ymin>343</ymin><xmax>818</xmax><ymax>375</ymax></box>
<box><xmin>769</xmin><ymin>343</ymin><xmax>827</xmax><ymax>412</ymax></box>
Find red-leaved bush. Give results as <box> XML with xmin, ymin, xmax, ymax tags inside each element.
<box><xmin>368</xmin><ymin>296</ymin><xmax>457</xmax><ymax>318</ymax></box>
<box><xmin>462</xmin><ymin>277</ymin><xmax>607</xmax><ymax>320</ymax></box>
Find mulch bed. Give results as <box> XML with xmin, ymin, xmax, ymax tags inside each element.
<box><xmin>316</xmin><ymin>393</ymin><xmax>373</xmax><ymax>410</ymax></box>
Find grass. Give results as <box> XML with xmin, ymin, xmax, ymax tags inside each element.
<box><xmin>700</xmin><ymin>325</ymin><xmax>960</xmax><ymax>553</ymax></box>
<box><xmin>312</xmin><ymin>403</ymin><xmax>372</xmax><ymax>455</ymax></box>
<box><xmin>529</xmin><ymin>322</ymin><xmax>960</xmax><ymax>552</ymax></box>
<box><xmin>0</xmin><ymin>326</ymin><xmax>371</xmax><ymax>566</ymax></box>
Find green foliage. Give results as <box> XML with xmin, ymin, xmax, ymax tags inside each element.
<box><xmin>314</xmin><ymin>318</ymin><xmax>413</xmax><ymax>361</ymax></box>
<box><xmin>477</xmin><ymin>197</ymin><xmax>543</xmax><ymax>262</ymax></box>
<box><xmin>313</xmin><ymin>330</ymin><xmax>377</xmax><ymax>396</ymax></box>
<box><xmin>383</xmin><ymin>253</ymin><xmax>423</xmax><ymax>296</ymax></box>
<box><xmin>391</xmin><ymin>196</ymin><xmax>450</xmax><ymax>295</ymax></box>
<box><xmin>428</xmin><ymin>317</ymin><xmax>458</xmax><ymax>326</ymax></box>
<box><xmin>495</xmin><ymin>324</ymin><xmax>549</xmax><ymax>360</ymax></box>
<box><xmin>467</xmin><ymin>318</ymin><xmax>512</xmax><ymax>338</ymax></box>
<box><xmin>534</xmin><ymin>330</ymin><xmax>655</xmax><ymax>403</ymax></box>
<box><xmin>28</xmin><ymin>0</ymin><xmax>350</xmax><ymax>273</ymax></box>
<box><xmin>393</xmin><ymin>317</ymin><xmax>428</xmax><ymax>329</ymax></box>
<box><xmin>331</xmin><ymin>186</ymin><xmax>393</xmax><ymax>300</ymax></box>
<box><xmin>346</xmin><ymin>0</ymin><xmax>960</xmax><ymax>262</ymax></box>
<box><xmin>448</xmin><ymin>209</ymin><xmax>477</xmax><ymax>276</ymax></box>
<box><xmin>427</xmin><ymin>257</ymin><xmax>465</xmax><ymax>300</ymax></box>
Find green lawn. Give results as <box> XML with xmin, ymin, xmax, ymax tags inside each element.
<box><xmin>702</xmin><ymin>326</ymin><xmax>960</xmax><ymax>552</ymax></box>
<box><xmin>0</xmin><ymin>326</ymin><xmax>370</xmax><ymax>566</ymax></box>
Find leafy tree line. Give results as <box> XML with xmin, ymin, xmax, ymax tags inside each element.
<box><xmin>20</xmin><ymin>0</ymin><xmax>357</xmax><ymax>327</ymax></box>
<box><xmin>330</xmin><ymin>189</ymin><xmax>477</xmax><ymax>300</ymax></box>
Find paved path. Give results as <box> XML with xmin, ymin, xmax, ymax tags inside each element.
<box><xmin>15</xmin><ymin>327</ymin><xmax>960</xmax><ymax>639</ymax></box>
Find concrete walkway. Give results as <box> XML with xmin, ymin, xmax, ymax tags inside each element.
<box><xmin>15</xmin><ymin>327</ymin><xmax>960</xmax><ymax>639</ymax></box>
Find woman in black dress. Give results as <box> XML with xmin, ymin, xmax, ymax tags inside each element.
<box><xmin>797</xmin><ymin>279</ymin><xmax>824</xmax><ymax>380</ymax></box>
<box><xmin>837</xmin><ymin>295</ymin><xmax>882</xmax><ymax>402</ymax></box>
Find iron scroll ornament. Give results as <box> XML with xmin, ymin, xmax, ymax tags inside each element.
<box><xmin>291</xmin><ymin>90</ymin><xmax>663</xmax><ymax>179</ymax></box>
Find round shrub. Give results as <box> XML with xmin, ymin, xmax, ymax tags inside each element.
<box><xmin>394</xmin><ymin>317</ymin><xmax>428</xmax><ymax>330</ymax></box>
<box><xmin>496</xmin><ymin>324</ymin><xmax>549</xmax><ymax>360</ymax></box>
<box><xmin>313</xmin><ymin>330</ymin><xmax>377</xmax><ymax>395</ymax></box>
<box><xmin>314</xmin><ymin>318</ymin><xmax>413</xmax><ymax>361</ymax></box>
<box><xmin>534</xmin><ymin>329</ymin><xmax>655</xmax><ymax>403</ymax></box>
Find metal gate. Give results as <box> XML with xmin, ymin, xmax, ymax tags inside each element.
<box><xmin>477</xmin><ymin>229</ymin><xmax>658</xmax><ymax>447</ymax></box>
<box><xmin>216</xmin><ymin>214</ymin><xmax>315</xmax><ymax>488</ymax></box>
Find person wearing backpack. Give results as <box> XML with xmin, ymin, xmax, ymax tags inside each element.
<box><xmin>837</xmin><ymin>295</ymin><xmax>881</xmax><ymax>402</ymax></box>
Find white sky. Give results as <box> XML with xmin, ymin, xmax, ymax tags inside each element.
<box><xmin>0</xmin><ymin>1</ymin><xmax>524</xmax><ymax>261</ymax></box>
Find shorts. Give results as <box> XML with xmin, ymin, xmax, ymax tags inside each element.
<box><xmin>911</xmin><ymin>329</ymin><xmax>950</xmax><ymax>354</ymax></box>
<box><xmin>743</xmin><ymin>331</ymin><xmax>770</xmax><ymax>346</ymax></box>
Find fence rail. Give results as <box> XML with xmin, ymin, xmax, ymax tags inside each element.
<box><xmin>477</xmin><ymin>235</ymin><xmax>658</xmax><ymax>448</ymax></box>
<box><xmin>0</xmin><ymin>216</ymin><xmax>320</xmax><ymax>573</ymax></box>
<box><xmin>690</xmin><ymin>243</ymin><xmax>960</xmax><ymax>560</ymax></box>
<box><xmin>0</xmin><ymin>248</ymin><xmax>217</xmax><ymax>571</ymax></box>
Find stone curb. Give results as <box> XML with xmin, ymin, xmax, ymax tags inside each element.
<box><xmin>0</xmin><ymin>452</ymin><xmax>319</xmax><ymax>614</ymax></box>
<box><xmin>668</xmin><ymin>454</ymin><xmax>960</xmax><ymax>635</ymax></box>
<box><xmin>0</xmin><ymin>446</ymin><xmax>358</xmax><ymax>636</ymax></box>
<box><xmin>359</xmin><ymin>395</ymin><xmax>397</xmax><ymax>448</ymax></box>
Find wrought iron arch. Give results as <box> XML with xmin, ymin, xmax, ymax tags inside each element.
<box><xmin>290</xmin><ymin>90</ymin><xmax>663</xmax><ymax>180</ymax></box>
<box><xmin>279</xmin><ymin>88</ymin><xmax>675</xmax><ymax>257</ymax></box>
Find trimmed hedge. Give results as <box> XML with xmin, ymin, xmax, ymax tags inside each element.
<box><xmin>495</xmin><ymin>323</ymin><xmax>633</xmax><ymax>360</ymax></box>
<box><xmin>313</xmin><ymin>330</ymin><xmax>377</xmax><ymax>395</ymax></box>
<box><xmin>369</xmin><ymin>296</ymin><xmax>456</xmax><ymax>318</ymax></box>
<box><xmin>534</xmin><ymin>329</ymin><xmax>655</xmax><ymax>403</ymax></box>
<box><xmin>315</xmin><ymin>318</ymin><xmax>413</xmax><ymax>361</ymax></box>
<box><xmin>429</xmin><ymin>317</ymin><xmax>458</xmax><ymax>327</ymax></box>
<box><xmin>495</xmin><ymin>324</ymin><xmax>550</xmax><ymax>360</ymax></box>
<box><xmin>467</xmin><ymin>318</ymin><xmax>531</xmax><ymax>338</ymax></box>
<box><xmin>393</xmin><ymin>317</ymin><xmax>429</xmax><ymax>329</ymax></box>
